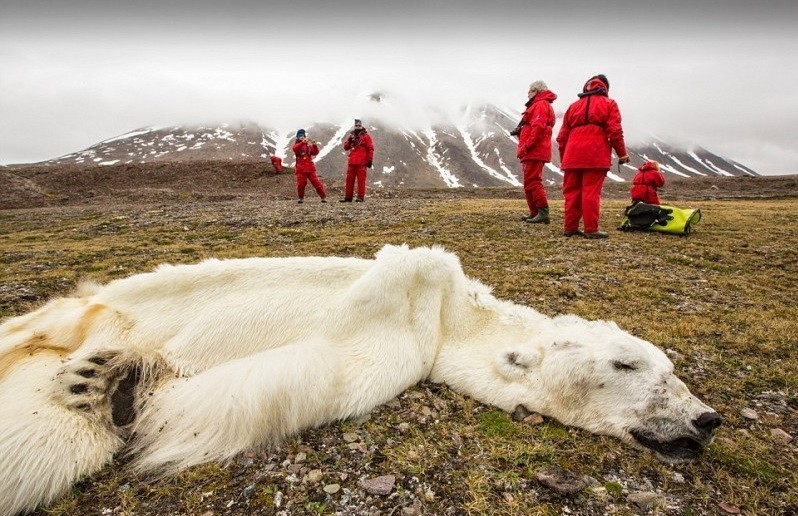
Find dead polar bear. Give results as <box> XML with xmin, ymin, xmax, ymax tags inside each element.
<box><xmin>0</xmin><ymin>244</ymin><xmax>721</xmax><ymax>514</ymax></box>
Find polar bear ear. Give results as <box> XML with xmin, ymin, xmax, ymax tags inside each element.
<box><xmin>494</xmin><ymin>348</ymin><xmax>541</xmax><ymax>381</ymax></box>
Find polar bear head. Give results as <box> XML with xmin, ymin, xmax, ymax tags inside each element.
<box><xmin>495</xmin><ymin>314</ymin><xmax>722</xmax><ymax>463</ymax></box>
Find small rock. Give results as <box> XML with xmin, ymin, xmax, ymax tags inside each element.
<box><xmin>398</xmin><ymin>422</ymin><xmax>411</xmax><ymax>432</ymax></box>
<box><xmin>719</xmin><ymin>501</ymin><xmax>741</xmax><ymax>514</ymax></box>
<box><xmin>351</xmin><ymin>413</ymin><xmax>371</xmax><ymax>425</ymax></box>
<box><xmin>342</xmin><ymin>432</ymin><xmax>359</xmax><ymax>443</ymax></box>
<box><xmin>522</xmin><ymin>413</ymin><xmax>545</xmax><ymax>425</ymax></box>
<box><xmin>273</xmin><ymin>491</ymin><xmax>283</xmax><ymax>508</ymax></box>
<box><xmin>359</xmin><ymin>475</ymin><xmax>396</xmax><ymax>495</ymax></box>
<box><xmin>535</xmin><ymin>466</ymin><xmax>588</xmax><ymax>495</ymax></box>
<box><xmin>770</xmin><ymin>428</ymin><xmax>793</xmax><ymax>443</ymax></box>
<box><xmin>512</xmin><ymin>405</ymin><xmax>533</xmax><ymax>421</ymax></box>
<box><xmin>294</xmin><ymin>452</ymin><xmax>307</xmax><ymax>463</ymax></box>
<box><xmin>348</xmin><ymin>442</ymin><xmax>368</xmax><ymax>453</ymax></box>
<box><xmin>385</xmin><ymin>399</ymin><xmax>402</xmax><ymax>409</ymax></box>
<box><xmin>665</xmin><ymin>348</ymin><xmax>683</xmax><ymax>360</ymax></box>
<box><xmin>627</xmin><ymin>491</ymin><xmax>665</xmax><ymax>510</ymax></box>
<box><xmin>740</xmin><ymin>408</ymin><xmax>758</xmax><ymax>420</ymax></box>
<box><xmin>323</xmin><ymin>483</ymin><xmax>341</xmax><ymax>494</ymax></box>
<box><xmin>242</xmin><ymin>485</ymin><xmax>255</xmax><ymax>499</ymax></box>
<box><xmin>672</xmin><ymin>472</ymin><xmax>685</xmax><ymax>483</ymax></box>
<box><xmin>306</xmin><ymin>469</ymin><xmax>323</xmax><ymax>484</ymax></box>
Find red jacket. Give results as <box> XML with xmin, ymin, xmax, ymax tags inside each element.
<box><xmin>343</xmin><ymin>129</ymin><xmax>374</xmax><ymax>166</ymax></box>
<box><xmin>517</xmin><ymin>89</ymin><xmax>557</xmax><ymax>163</ymax></box>
<box><xmin>557</xmin><ymin>78</ymin><xmax>628</xmax><ymax>170</ymax></box>
<box><xmin>631</xmin><ymin>161</ymin><xmax>665</xmax><ymax>204</ymax></box>
<box><xmin>292</xmin><ymin>140</ymin><xmax>319</xmax><ymax>173</ymax></box>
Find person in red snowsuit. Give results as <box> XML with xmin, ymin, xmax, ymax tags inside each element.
<box><xmin>556</xmin><ymin>74</ymin><xmax>630</xmax><ymax>238</ymax></box>
<box><xmin>515</xmin><ymin>80</ymin><xmax>557</xmax><ymax>224</ymax></box>
<box><xmin>630</xmin><ymin>160</ymin><xmax>665</xmax><ymax>205</ymax></box>
<box><xmin>291</xmin><ymin>129</ymin><xmax>327</xmax><ymax>204</ymax></box>
<box><xmin>270</xmin><ymin>155</ymin><xmax>283</xmax><ymax>173</ymax></box>
<box><xmin>340</xmin><ymin>119</ymin><xmax>374</xmax><ymax>202</ymax></box>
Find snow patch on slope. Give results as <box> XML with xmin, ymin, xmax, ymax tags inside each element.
<box><xmin>423</xmin><ymin>128</ymin><xmax>460</xmax><ymax>188</ymax></box>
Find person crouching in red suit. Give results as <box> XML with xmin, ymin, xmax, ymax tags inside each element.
<box><xmin>270</xmin><ymin>155</ymin><xmax>283</xmax><ymax>173</ymax></box>
<box><xmin>292</xmin><ymin>129</ymin><xmax>327</xmax><ymax>204</ymax></box>
<box><xmin>556</xmin><ymin>74</ymin><xmax>630</xmax><ymax>239</ymax></box>
<box><xmin>340</xmin><ymin>119</ymin><xmax>374</xmax><ymax>202</ymax></box>
<box><xmin>631</xmin><ymin>160</ymin><xmax>665</xmax><ymax>205</ymax></box>
<box><xmin>515</xmin><ymin>80</ymin><xmax>557</xmax><ymax>224</ymax></box>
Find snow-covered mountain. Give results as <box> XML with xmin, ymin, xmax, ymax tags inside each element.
<box><xmin>36</xmin><ymin>106</ymin><xmax>757</xmax><ymax>188</ymax></box>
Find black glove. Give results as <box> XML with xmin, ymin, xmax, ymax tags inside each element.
<box><xmin>367</xmin><ymin>161</ymin><xmax>373</xmax><ymax>169</ymax></box>
<box><xmin>618</xmin><ymin>156</ymin><xmax>631</xmax><ymax>165</ymax></box>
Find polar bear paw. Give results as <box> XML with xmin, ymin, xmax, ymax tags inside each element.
<box><xmin>55</xmin><ymin>351</ymin><xmax>121</xmax><ymax>418</ymax></box>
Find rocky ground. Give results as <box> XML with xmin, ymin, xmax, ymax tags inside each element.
<box><xmin>2</xmin><ymin>163</ymin><xmax>796</xmax><ymax>515</ymax></box>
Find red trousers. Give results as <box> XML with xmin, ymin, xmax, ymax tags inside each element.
<box><xmin>522</xmin><ymin>160</ymin><xmax>549</xmax><ymax>216</ymax></box>
<box><xmin>296</xmin><ymin>170</ymin><xmax>326</xmax><ymax>199</ymax></box>
<box><xmin>344</xmin><ymin>164</ymin><xmax>368</xmax><ymax>199</ymax></box>
<box><xmin>562</xmin><ymin>168</ymin><xmax>607</xmax><ymax>233</ymax></box>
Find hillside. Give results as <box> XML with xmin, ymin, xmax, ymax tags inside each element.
<box><xmin>1</xmin><ymin>161</ymin><xmax>793</xmax><ymax>211</ymax></box>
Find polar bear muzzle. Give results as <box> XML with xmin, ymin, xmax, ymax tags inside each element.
<box><xmin>631</xmin><ymin>411</ymin><xmax>722</xmax><ymax>462</ymax></box>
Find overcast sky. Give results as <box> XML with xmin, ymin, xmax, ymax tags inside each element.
<box><xmin>1</xmin><ymin>0</ymin><xmax>797</xmax><ymax>174</ymax></box>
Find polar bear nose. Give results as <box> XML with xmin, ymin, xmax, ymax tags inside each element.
<box><xmin>693</xmin><ymin>412</ymin><xmax>722</xmax><ymax>434</ymax></box>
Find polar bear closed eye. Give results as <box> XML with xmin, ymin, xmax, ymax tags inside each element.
<box><xmin>0</xmin><ymin>244</ymin><xmax>720</xmax><ymax>515</ymax></box>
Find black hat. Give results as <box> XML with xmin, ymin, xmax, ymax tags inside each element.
<box><xmin>296</xmin><ymin>129</ymin><xmax>306</xmax><ymax>139</ymax></box>
<box><xmin>594</xmin><ymin>74</ymin><xmax>609</xmax><ymax>89</ymax></box>
<box><xmin>354</xmin><ymin>119</ymin><xmax>362</xmax><ymax>126</ymax></box>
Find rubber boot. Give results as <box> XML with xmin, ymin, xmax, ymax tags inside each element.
<box><xmin>527</xmin><ymin>206</ymin><xmax>550</xmax><ymax>224</ymax></box>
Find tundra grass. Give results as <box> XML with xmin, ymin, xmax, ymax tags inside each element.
<box><xmin>0</xmin><ymin>198</ymin><xmax>796</xmax><ymax>515</ymax></box>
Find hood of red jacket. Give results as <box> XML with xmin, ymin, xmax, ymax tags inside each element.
<box><xmin>528</xmin><ymin>89</ymin><xmax>557</xmax><ymax>105</ymax></box>
<box><xmin>580</xmin><ymin>76</ymin><xmax>609</xmax><ymax>97</ymax></box>
<box><xmin>640</xmin><ymin>161</ymin><xmax>660</xmax><ymax>172</ymax></box>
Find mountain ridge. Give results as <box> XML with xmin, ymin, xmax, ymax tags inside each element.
<box><xmin>20</xmin><ymin>105</ymin><xmax>758</xmax><ymax>188</ymax></box>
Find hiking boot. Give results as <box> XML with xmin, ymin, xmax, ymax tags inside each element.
<box><xmin>563</xmin><ymin>230</ymin><xmax>585</xmax><ymax>238</ymax></box>
<box><xmin>339</xmin><ymin>198</ymin><xmax>352</xmax><ymax>203</ymax></box>
<box><xmin>355</xmin><ymin>197</ymin><xmax>365</xmax><ymax>203</ymax></box>
<box><xmin>521</xmin><ymin>215</ymin><xmax>534</xmax><ymax>222</ymax></box>
<box><xmin>584</xmin><ymin>231</ymin><xmax>609</xmax><ymax>239</ymax></box>
<box><xmin>321</xmin><ymin>198</ymin><xmax>327</xmax><ymax>203</ymax></box>
<box><xmin>297</xmin><ymin>199</ymin><xmax>304</xmax><ymax>204</ymax></box>
<box><xmin>526</xmin><ymin>207</ymin><xmax>550</xmax><ymax>224</ymax></box>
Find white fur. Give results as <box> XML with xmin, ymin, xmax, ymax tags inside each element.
<box><xmin>0</xmin><ymin>245</ymin><xmax>718</xmax><ymax>515</ymax></box>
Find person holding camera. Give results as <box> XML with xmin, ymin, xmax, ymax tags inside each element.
<box><xmin>556</xmin><ymin>74</ymin><xmax>630</xmax><ymax>239</ymax></box>
<box><xmin>340</xmin><ymin>119</ymin><xmax>374</xmax><ymax>203</ymax></box>
<box><xmin>514</xmin><ymin>80</ymin><xmax>557</xmax><ymax>224</ymax></box>
<box><xmin>292</xmin><ymin>129</ymin><xmax>327</xmax><ymax>204</ymax></box>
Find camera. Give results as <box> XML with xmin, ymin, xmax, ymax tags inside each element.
<box><xmin>509</xmin><ymin>127</ymin><xmax>521</xmax><ymax>137</ymax></box>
